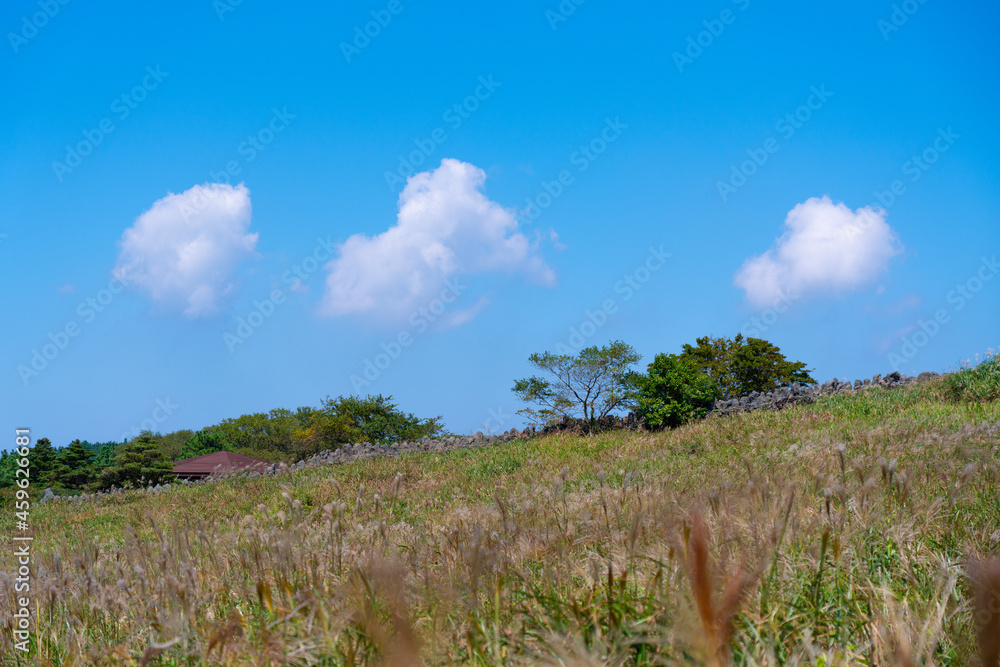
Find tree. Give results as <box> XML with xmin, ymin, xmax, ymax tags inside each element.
<box><xmin>212</xmin><ymin>409</ymin><xmax>299</xmax><ymax>454</ymax></box>
<box><xmin>178</xmin><ymin>429</ymin><xmax>234</xmax><ymax>460</ymax></box>
<box><xmin>92</xmin><ymin>441</ymin><xmax>119</xmax><ymax>472</ymax></box>
<box><xmin>56</xmin><ymin>439</ymin><xmax>97</xmax><ymax>489</ymax></box>
<box><xmin>171</xmin><ymin>395</ymin><xmax>445</xmax><ymax>462</ymax></box>
<box><xmin>512</xmin><ymin>340</ymin><xmax>642</xmax><ymax>426</ymax></box>
<box><xmin>151</xmin><ymin>429</ymin><xmax>195</xmax><ymax>460</ymax></box>
<box><xmin>321</xmin><ymin>394</ymin><xmax>443</xmax><ymax>444</ymax></box>
<box><xmin>98</xmin><ymin>433</ymin><xmax>175</xmax><ymax>489</ymax></box>
<box><xmin>679</xmin><ymin>334</ymin><xmax>815</xmax><ymax>400</ymax></box>
<box><xmin>286</xmin><ymin>406</ymin><xmax>356</xmax><ymax>458</ymax></box>
<box><xmin>30</xmin><ymin>438</ymin><xmax>60</xmax><ymax>488</ymax></box>
<box><xmin>630</xmin><ymin>354</ymin><xmax>720</xmax><ymax>429</ymax></box>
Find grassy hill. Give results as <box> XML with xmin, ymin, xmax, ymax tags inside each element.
<box><xmin>3</xmin><ymin>377</ymin><xmax>999</xmax><ymax>665</ymax></box>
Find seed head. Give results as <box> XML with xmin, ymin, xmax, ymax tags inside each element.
<box><xmin>962</xmin><ymin>463</ymin><xmax>976</xmax><ymax>485</ymax></box>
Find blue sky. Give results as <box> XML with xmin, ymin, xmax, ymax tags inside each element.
<box><xmin>2</xmin><ymin>0</ymin><xmax>998</xmax><ymax>446</ymax></box>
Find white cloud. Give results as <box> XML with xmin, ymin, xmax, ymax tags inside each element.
<box><xmin>114</xmin><ymin>183</ymin><xmax>258</xmax><ymax>317</ymax></box>
<box><xmin>734</xmin><ymin>196</ymin><xmax>902</xmax><ymax>308</ymax></box>
<box><xmin>321</xmin><ymin>158</ymin><xmax>555</xmax><ymax>326</ymax></box>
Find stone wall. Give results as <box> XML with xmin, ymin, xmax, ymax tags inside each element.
<box><xmin>708</xmin><ymin>370</ymin><xmax>942</xmax><ymax>417</ymax></box>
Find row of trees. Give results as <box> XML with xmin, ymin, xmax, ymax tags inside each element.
<box><xmin>513</xmin><ymin>334</ymin><xmax>815</xmax><ymax>430</ymax></box>
<box><xmin>0</xmin><ymin>439</ymin><xmax>116</xmax><ymax>490</ymax></box>
<box><xmin>0</xmin><ymin>435</ymin><xmax>196</xmax><ymax>492</ymax></box>
<box><xmin>178</xmin><ymin>394</ymin><xmax>444</xmax><ymax>461</ymax></box>
<box><xmin>0</xmin><ymin>394</ymin><xmax>444</xmax><ymax>493</ymax></box>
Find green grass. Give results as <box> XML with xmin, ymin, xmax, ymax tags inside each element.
<box><xmin>944</xmin><ymin>354</ymin><xmax>1000</xmax><ymax>404</ymax></box>
<box><xmin>2</xmin><ymin>377</ymin><xmax>999</xmax><ymax>665</ymax></box>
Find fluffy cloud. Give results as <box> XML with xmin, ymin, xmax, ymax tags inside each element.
<box><xmin>734</xmin><ymin>196</ymin><xmax>902</xmax><ymax>308</ymax></box>
<box><xmin>321</xmin><ymin>158</ymin><xmax>555</xmax><ymax>326</ymax></box>
<box><xmin>114</xmin><ymin>183</ymin><xmax>258</xmax><ymax>317</ymax></box>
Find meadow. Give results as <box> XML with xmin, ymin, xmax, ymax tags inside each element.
<box><xmin>2</xmin><ymin>377</ymin><xmax>999</xmax><ymax>665</ymax></box>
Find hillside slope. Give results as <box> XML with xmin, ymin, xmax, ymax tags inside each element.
<box><xmin>3</xmin><ymin>379</ymin><xmax>999</xmax><ymax>665</ymax></box>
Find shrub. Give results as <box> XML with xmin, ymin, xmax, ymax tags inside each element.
<box><xmin>944</xmin><ymin>352</ymin><xmax>1000</xmax><ymax>403</ymax></box>
<box><xmin>630</xmin><ymin>353</ymin><xmax>720</xmax><ymax>429</ymax></box>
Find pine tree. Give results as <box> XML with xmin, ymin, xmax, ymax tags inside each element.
<box><xmin>57</xmin><ymin>439</ymin><xmax>96</xmax><ymax>489</ymax></box>
<box><xmin>98</xmin><ymin>433</ymin><xmax>175</xmax><ymax>489</ymax></box>
<box><xmin>92</xmin><ymin>441</ymin><xmax>119</xmax><ymax>471</ymax></box>
<box><xmin>31</xmin><ymin>438</ymin><xmax>60</xmax><ymax>488</ymax></box>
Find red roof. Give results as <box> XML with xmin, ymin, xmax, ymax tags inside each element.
<box><xmin>172</xmin><ymin>450</ymin><xmax>271</xmax><ymax>478</ymax></box>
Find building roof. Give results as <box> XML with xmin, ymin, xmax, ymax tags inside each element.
<box><xmin>172</xmin><ymin>450</ymin><xmax>271</xmax><ymax>478</ymax></box>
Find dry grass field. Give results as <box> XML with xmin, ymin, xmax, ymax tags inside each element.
<box><xmin>3</xmin><ymin>377</ymin><xmax>1000</xmax><ymax>665</ymax></box>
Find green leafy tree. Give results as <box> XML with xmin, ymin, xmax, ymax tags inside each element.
<box><xmin>630</xmin><ymin>354</ymin><xmax>720</xmax><ymax>429</ymax></box>
<box><xmin>98</xmin><ymin>433</ymin><xmax>175</xmax><ymax>489</ymax></box>
<box><xmin>174</xmin><ymin>396</ymin><xmax>445</xmax><ymax>462</ymax></box>
<box><xmin>178</xmin><ymin>429</ymin><xmax>234</xmax><ymax>460</ymax></box>
<box><xmin>212</xmin><ymin>410</ymin><xmax>299</xmax><ymax>454</ymax></box>
<box><xmin>288</xmin><ymin>408</ymin><xmax>356</xmax><ymax>457</ymax></box>
<box><xmin>151</xmin><ymin>430</ymin><xmax>195</xmax><ymax>460</ymax></box>
<box><xmin>322</xmin><ymin>394</ymin><xmax>443</xmax><ymax>444</ymax></box>
<box><xmin>56</xmin><ymin>439</ymin><xmax>97</xmax><ymax>489</ymax></box>
<box><xmin>679</xmin><ymin>334</ymin><xmax>815</xmax><ymax>400</ymax></box>
<box><xmin>512</xmin><ymin>340</ymin><xmax>642</xmax><ymax>426</ymax></box>
<box><xmin>30</xmin><ymin>438</ymin><xmax>60</xmax><ymax>488</ymax></box>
